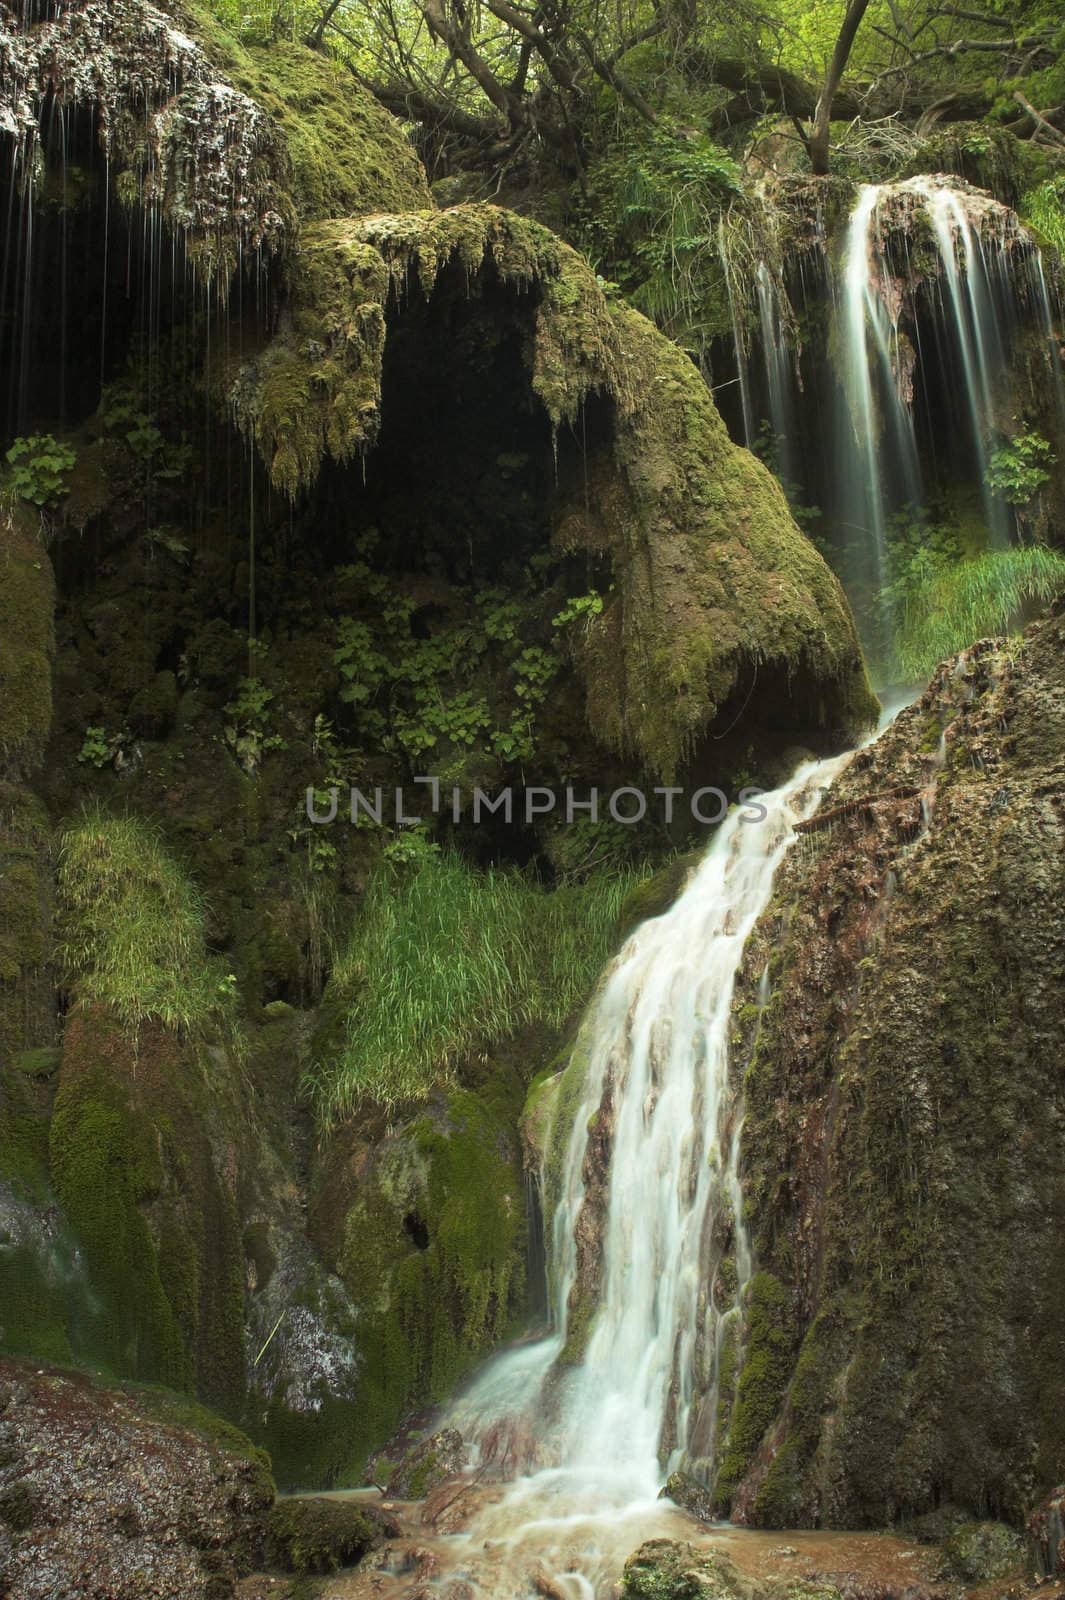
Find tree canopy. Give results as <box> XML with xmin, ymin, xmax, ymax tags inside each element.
<box><xmin>208</xmin><ymin>0</ymin><xmax>1065</xmax><ymax>182</ymax></box>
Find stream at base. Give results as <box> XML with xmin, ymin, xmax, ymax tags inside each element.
<box><xmin>357</xmin><ymin>747</ymin><xmax>859</xmax><ymax>1597</ymax></box>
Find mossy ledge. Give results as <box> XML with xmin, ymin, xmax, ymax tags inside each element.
<box><xmin>227</xmin><ymin>202</ymin><xmax>876</xmax><ymax>778</ymax></box>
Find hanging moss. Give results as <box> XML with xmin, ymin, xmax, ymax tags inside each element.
<box><xmin>227</xmin><ymin>202</ymin><xmax>875</xmax><ymax>779</ymax></box>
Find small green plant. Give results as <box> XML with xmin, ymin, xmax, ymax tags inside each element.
<box><xmin>77</xmin><ymin>726</ymin><xmax>116</xmax><ymax>768</ymax></box>
<box><xmin>552</xmin><ymin>592</ymin><xmax>604</xmax><ymax>629</ymax></box>
<box><xmin>985</xmin><ymin>430</ymin><xmax>1055</xmax><ymax>506</ymax></box>
<box><xmin>5</xmin><ymin>433</ymin><xmax>76</xmax><ymax>506</ymax></box>
<box><xmin>223</xmin><ymin>676</ymin><xmax>285</xmax><ymax>773</ymax></box>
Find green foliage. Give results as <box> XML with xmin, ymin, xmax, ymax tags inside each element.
<box><xmin>886</xmin><ymin>542</ymin><xmax>1065</xmax><ymax>680</ymax></box>
<box><xmin>308</xmin><ymin>851</ymin><xmax>642</xmax><ymax>1115</ymax></box>
<box><xmin>223</xmin><ymin>676</ymin><xmax>286</xmax><ymax>773</ymax></box>
<box><xmin>551</xmin><ymin>591</ymin><xmax>604</xmax><ymax>628</ymax></box>
<box><xmin>577</xmin><ymin>124</ymin><xmax>741</xmax><ymax>353</ymax></box>
<box><xmin>77</xmin><ymin>726</ymin><xmax>116</xmax><ymax>768</ymax></box>
<box><xmin>329</xmin><ymin>549</ymin><xmax>586</xmax><ymax>774</ymax></box>
<box><xmin>56</xmin><ymin>809</ymin><xmax>221</xmax><ymax>1034</ymax></box>
<box><xmin>1022</xmin><ymin>176</ymin><xmax>1065</xmax><ymax>256</ymax></box>
<box><xmin>4</xmin><ymin>433</ymin><xmax>76</xmax><ymax>506</ymax></box>
<box><xmin>985</xmin><ymin>429</ymin><xmax>1055</xmax><ymax>505</ymax></box>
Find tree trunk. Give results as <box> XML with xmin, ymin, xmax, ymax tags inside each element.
<box><xmin>809</xmin><ymin>0</ymin><xmax>873</xmax><ymax>175</ymax></box>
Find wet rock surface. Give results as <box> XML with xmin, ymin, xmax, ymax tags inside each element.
<box><xmin>723</xmin><ymin>616</ymin><xmax>1065</xmax><ymax>1526</ymax></box>
<box><xmin>0</xmin><ymin>1358</ymin><xmax>273</xmax><ymax>1599</ymax></box>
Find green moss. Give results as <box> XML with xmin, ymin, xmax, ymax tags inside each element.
<box><xmin>0</xmin><ymin>1246</ymin><xmax>73</xmax><ymax>1365</ymax></box>
<box><xmin>616</xmin><ymin>850</ymin><xmax>701</xmax><ymax>938</ymax></box>
<box><xmin>179</xmin><ymin>2</ymin><xmax>430</xmax><ymax>224</ymax></box>
<box><xmin>49</xmin><ymin>1038</ymin><xmax>188</xmax><ymax>1385</ymax></box>
<box><xmin>938</xmin><ymin>1522</ymin><xmax>1024</xmax><ymax>1584</ymax></box>
<box><xmin>47</xmin><ymin>1007</ymin><xmax>248</xmax><ymax>1411</ymax></box>
<box><xmin>713</xmin><ymin>1273</ymin><xmax>794</xmax><ymax>1512</ymax></box>
<box><xmin>622</xmin><ymin>1540</ymin><xmax>758</xmax><ymax>1599</ymax></box>
<box><xmin>330</xmin><ymin>1084</ymin><xmax>525</xmax><ymax>1475</ymax></box>
<box><xmin>262</xmin><ymin>1497</ymin><xmax>381</xmax><ymax>1575</ymax></box>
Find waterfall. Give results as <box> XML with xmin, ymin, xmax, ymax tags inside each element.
<box><xmin>836</xmin><ymin>184</ymin><xmax>922</xmax><ymax>596</ymax></box>
<box><xmin>754</xmin><ymin>261</ymin><xmax>795</xmax><ymax>485</ymax></box>
<box><xmin>450</xmin><ymin>751</ymin><xmax>851</xmax><ymax>1511</ymax></box>
<box><xmin>916</xmin><ymin>180</ymin><xmax>1010</xmax><ymax>545</ymax></box>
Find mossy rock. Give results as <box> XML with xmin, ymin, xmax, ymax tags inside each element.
<box><xmin>226</xmin><ymin>203</ymin><xmax>874</xmax><ymax>778</ymax></box>
<box><xmin>659</xmin><ymin>1472</ymin><xmax>716</xmax><ymax>1524</ymax></box>
<box><xmin>713</xmin><ymin>1273</ymin><xmax>793</xmax><ymax>1513</ymax></box>
<box><xmin>47</xmin><ymin>1005</ymin><xmax>247</xmax><ymax>1409</ymax></box>
<box><xmin>261</xmin><ymin>1495</ymin><xmax>384</xmax><ymax>1575</ymax></box>
<box><xmin>622</xmin><ymin>1540</ymin><xmax>760</xmax><ymax>1600</ymax></box>
<box><xmin>385</xmin><ymin>1427</ymin><xmax>467</xmax><ymax>1499</ymax></box>
<box><xmin>937</xmin><ymin>1521</ymin><xmax>1025</xmax><ymax>1584</ymax></box>
<box><xmin>317</xmin><ymin>1084</ymin><xmax>526</xmax><ymax>1476</ymax></box>
<box><xmin>617</xmin><ymin>851</ymin><xmax>702</xmax><ymax>939</ymax></box>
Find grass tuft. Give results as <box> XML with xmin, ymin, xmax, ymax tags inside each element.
<box><xmin>56</xmin><ymin>807</ymin><xmax>222</xmax><ymax>1034</ymax></box>
<box><xmin>307</xmin><ymin>850</ymin><xmax>643</xmax><ymax>1117</ymax></box>
<box><xmin>895</xmin><ymin>545</ymin><xmax>1065</xmax><ymax>681</ymax></box>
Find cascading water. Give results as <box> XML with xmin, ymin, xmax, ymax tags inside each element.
<box><xmin>440</xmin><ymin>751</ymin><xmax>852</xmax><ymax>1596</ymax></box>
<box><xmin>915</xmin><ymin>179</ymin><xmax>1010</xmax><ymax>544</ymax></box>
<box><xmin>754</xmin><ymin>261</ymin><xmax>796</xmax><ymax>485</ymax></box>
<box><xmin>836</xmin><ymin>183</ymin><xmax>922</xmax><ymax>597</ymax></box>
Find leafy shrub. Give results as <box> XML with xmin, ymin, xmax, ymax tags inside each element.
<box><xmin>307</xmin><ymin>851</ymin><xmax>644</xmax><ymax>1115</ymax></box>
<box><xmin>56</xmin><ymin>809</ymin><xmax>222</xmax><ymax>1034</ymax></box>
<box><xmin>985</xmin><ymin>430</ymin><xmax>1055</xmax><ymax>506</ymax></box>
<box><xmin>5</xmin><ymin>434</ymin><xmax>76</xmax><ymax>506</ymax></box>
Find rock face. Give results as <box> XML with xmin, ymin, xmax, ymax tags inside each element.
<box><xmin>714</xmin><ymin>611</ymin><xmax>1065</xmax><ymax>1526</ymax></box>
<box><xmin>0</xmin><ymin>1360</ymin><xmax>273</xmax><ymax>1599</ymax></box>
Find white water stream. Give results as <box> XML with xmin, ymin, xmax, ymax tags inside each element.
<box><xmin>437</xmin><ymin>751</ymin><xmax>854</xmax><ymax>1595</ymax></box>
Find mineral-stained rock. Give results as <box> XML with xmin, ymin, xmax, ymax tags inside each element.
<box><xmin>386</xmin><ymin>1428</ymin><xmax>469</xmax><ymax>1500</ymax></box>
<box><xmin>0</xmin><ymin>1359</ymin><xmax>273</xmax><ymax>1599</ymax></box>
<box><xmin>714</xmin><ymin>613</ymin><xmax>1065</xmax><ymax>1526</ymax></box>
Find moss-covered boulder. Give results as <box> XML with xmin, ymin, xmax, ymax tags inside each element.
<box><xmin>261</xmin><ymin>1495</ymin><xmax>391</xmax><ymax>1575</ymax></box>
<box><xmin>48</xmin><ymin>1005</ymin><xmax>246</xmax><ymax>1406</ymax></box>
<box><xmin>717</xmin><ymin>615</ymin><xmax>1065</xmax><ymax>1526</ymax></box>
<box><xmin>308</xmin><ymin>1082</ymin><xmax>526</xmax><ymax>1478</ymax></box>
<box><xmin>0</xmin><ymin>0</ymin><xmax>429</xmax><ymax>281</ymax></box>
<box><xmin>937</xmin><ymin>1520</ymin><xmax>1024</xmax><ymax>1584</ymax></box>
<box><xmin>228</xmin><ymin>203</ymin><xmax>876</xmax><ymax>780</ymax></box>
<box><xmin>622</xmin><ymin>1541</ymin><xmax>762</xmax><ymax>1600</ymax></box>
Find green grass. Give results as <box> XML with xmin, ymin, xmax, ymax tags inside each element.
<box><xmin>1021</xmin><ymin>177</ymin><xmax>1065</xmax><ymax>257</ymax></box>
<box><xmin>894</xmin><ymin>545</ymin><xmax>1065</xmax><ymax>681</ymax></box>
<box><xmin>56</xmin><ymin>808</ymin><xmax>221</xmax><ymax>1034</ymax></box>
<box><xmin>307</xmin><ymin>850</ymin><xmax>643</xmax><ymax>1116</ymax></box>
